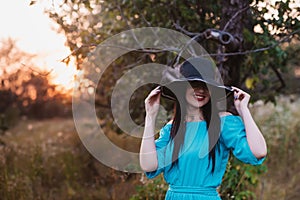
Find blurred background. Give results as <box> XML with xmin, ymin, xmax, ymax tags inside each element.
<box><xmin>0</xmin><ymin>0</ymin><xmax>299</xmax><ymax>199</ymax></box>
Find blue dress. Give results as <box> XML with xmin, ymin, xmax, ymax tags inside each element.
<box><xmin>145</xmin><ymin>115</ymin><xmax>265</xmax><ymax>200</ymax></box>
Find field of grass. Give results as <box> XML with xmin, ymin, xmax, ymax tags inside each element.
<box><xmin>0</xmin><ymin>94</ymin><xmax>299</xmax><ymax>199</ymax></box>
<box><xmin>251</xmin><ymin>95</ymin><xmax>300</xmax><ymax>200</ymax></box>
<box><xmin>0</xmin><ymin>118</ymin><xmax>140</xmax><ymax>200</ymax></box>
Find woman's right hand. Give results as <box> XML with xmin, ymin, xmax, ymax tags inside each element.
<box><xmin>144</xmin><ymin>86</ymin><xmax>161</xmax><ymax>118</ymax></box>
<box><xmin>141</xmin><ymin>87</ymin><xmax>161</xmax><ymax>172</ymax></box>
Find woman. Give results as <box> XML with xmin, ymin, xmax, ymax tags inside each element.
<box><xmin>139</xmin><ymin>57</ymin><xmax>267</xmax><ymax>200</ymax></box>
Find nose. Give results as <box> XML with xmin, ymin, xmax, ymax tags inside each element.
<box><xmin>194</xmin><ymin>88</ymin><xmax>205</xmax><ymax>93</ymax></box>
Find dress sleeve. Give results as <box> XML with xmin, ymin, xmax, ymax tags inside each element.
<box><xmin>145</xmin><ymin>124</ymin><xmax>171</xmax><ymax>179</ymax></box>
<box><xmin>220</xmin><ymin>115</ymin><xmax>266</xmax><ymax>165</ymax></box>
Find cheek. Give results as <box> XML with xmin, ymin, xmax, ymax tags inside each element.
<box><xmin>185</xmin><ymin>88</ymin><xmax>194</xmax><ymax>99</ymax></box>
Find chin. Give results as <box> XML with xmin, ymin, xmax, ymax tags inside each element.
<box><xmin>189</xmin><ymin>98</ymin><xmax>209</xmax><ymax>108</ymax></box>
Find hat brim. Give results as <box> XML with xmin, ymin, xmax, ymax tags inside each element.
<box><xmin>160</xmin><ymin>79</ymin><xmax>233</xmax><ymax>101</ymax></box>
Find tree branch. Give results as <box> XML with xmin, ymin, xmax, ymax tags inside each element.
<box><xmin>174</xmin><ymin>23</ymin><xmax>240</xmax><ymax>51</ymax></box>
<box><xmin>115</xmin><ymin>1</ymin><xmax>144</xmax><ymax>50</ymax></box>
<box><xmin>270</xmin><ymin>64</ymin><xmax>286</xmax><ymax>90</ymax></box>
<box><xmin>21</xmin><ymin>63</ymin><xmax>53</xmax><ymax>77</ymax></box>
<box><xmin>173</xmin><ymin>22</ymin><xmax>205</xmax><ymax>39</ymax></box>
<box><xmin>208</xmin><ymin>29</ymin><xmax>300</xmax><ymax>57</ymax></box>
<box><xmin>132</xmin><ymin>1</ymin><xmax>152</xmax><ymax>26</ymax></box>
<box><xmin>222</xmin><ymin>5</ymin><xmax>250</xmax><ymax>32</ymax></box>
<box><xmin>61</xmin><ymin>27</ymin><xmax>300</xmax><ymax>66</ymax></box>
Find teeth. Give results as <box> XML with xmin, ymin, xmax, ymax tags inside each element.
<box><xmin>194</xmin><ymin>94</ymin><xmax>205</xmax><ymax>99</ymax></box>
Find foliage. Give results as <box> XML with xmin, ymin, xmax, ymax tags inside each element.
<box><xmin>0</xmin><ymin>118</ymin><xmax>139</xmax><ymax>200</ymax></box>
<box><xmin>250</xmin><ymin>95</ymin><xmax>300</xmax><ymax>199</ymax></box>
<box><xmin>36</xmin><ymin>0</ymin><xmax>300</xmax><ymax>129</ymax></box>
<box><xmin>129</xmin><ymin>157</ymin><xmax>267</xmax><ymax>200</ymax></box>
<box><xmin>219</xmin><ymin>156</ymin><xmax>267</xmax><ymax>200</ymax></box>
<box><xmin>42</xmin><ymin>0</ymin><xmax>300</xmax><ymax>98</ymax></box>
<box><xmin>0</xmin><ymin>38</ymin><xmax>71</xmax><ymax>123</ymax></box>
<box><xmin>30</xmin><ymin>0</ymin><xmax>300</xmax><ymax>198</ymax></box>
<box><xmin>130</xmin><ymin>174</ymin><xmax>167</xmax><ymax>200</ymax></box>
<box><xmin>241</xmin><ymin>0</ymin><xmax>300</xmax><ymax>101</ymax></box>
<box><xmin>130</xmin><ymin>96</ymin><xmax>300</xmax><ymax>200</ymax></box>
<box><xmin>1</xmin><ymin>96</ymin><xmax>300</xmax><ymax>199</ymax></box>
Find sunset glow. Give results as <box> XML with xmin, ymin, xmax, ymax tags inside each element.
<box><xmin>0</xmin><ymin>0</ymin><xmax>78</xmax><ymax>94</ymax></box>
<box><xmin>34</xmin><ymin>53</ymin><xmax>79</xmax><ymax>94</ymax></box>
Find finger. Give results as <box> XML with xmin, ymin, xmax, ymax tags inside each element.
<box><xmin>231</xmin><ymin>86</ymin><xmax>246</xmax><ymax>92</ymax></box>
<box><xmin>146</xmin><ymin>88</ymin><xmax>161</xmax><ymax>99</ymax></box>
<box><xmin>234</xmin><ymin>91</ymin><xmax>249</xmax><ymax>101</ymax></box>
<box><xmin>145</xmin><ymin>91</ymin><xmax>161</xmax><ymax>105</ymax></box>
<box><xmin>151</xmin><ymin>86</ymin><xmax>161</xmax><ymax>94</ymax></box>
<box><xmin>233</xmin><ymin>91</ymin><xmax>243</xmax><ymax>101</ymax></box>
<box><xmin>150</xmin><ymin>90</ymin><xmax>161</xmax><ymax>99</ymax></box>
<box><xmin>233</xmin><ymin>88</ymin><xmax>241</xmax><ymax>100</ymax></box>
<box><xmin>148</xmin><ymin>95</ymin><xmax>160</xmax><ymax>107</ymax></box>
<box><xmin>234</xmin><ymin>92</ymin><xmax>245</xmax><ymax>101</ymax></box>
<box><xmin>238</xmin><ymin>93</ymin><xmax>245</xmax><ymax>101</ymax></box>
<box><xmin>231</xmin><ymin>86</ymin><xmax>249</xmax><ymax>101</ymax></box>
<box><xmin>154</xmin><ymin>86</ymin><xmax>161</xmax><ymax>90</ymax></box>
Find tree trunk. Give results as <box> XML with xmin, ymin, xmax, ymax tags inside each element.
<box><xmin>219</xmin><ymin>0</ymin><xmax>250</xmax><ymax>86</ymax></box>
<box><xmin>219</xmin><ymin>0</ymin><xmax>251</xmax><ymax>113</ymax></box>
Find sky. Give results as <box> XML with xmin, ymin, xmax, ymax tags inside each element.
<box><xmin>0</xmin><ymin>0</ymin><xmax>77</xmax><ymax>91</ymax></box>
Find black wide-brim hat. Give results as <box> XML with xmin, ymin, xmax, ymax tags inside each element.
<box><xmin>160</xmin><ymin>57</ymin><xmax>234</xmax><ymax>101</ymax></box>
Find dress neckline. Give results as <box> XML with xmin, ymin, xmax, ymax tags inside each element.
<box><xmin>186</xmin><ymin>120</ymin><xmax>205</xmax><ymax>123</ymax></box>
<box><xmin>185</xmin><ymin>114</ymin><xmax>236</xmax><ymax>123</ymax></box>
<box><xmin>165</xmin><ymin>114</ymin><xmax>237</xmax><ymax>126</ymax></box>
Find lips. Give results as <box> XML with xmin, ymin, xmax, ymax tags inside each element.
<box><xmin>193</xmin><ymin>93</ymin><xmax>206</xmax><ymax>101</ymax></box>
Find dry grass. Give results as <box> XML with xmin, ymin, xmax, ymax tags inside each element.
<box><xmin>0</xmin><ymin>118</ymin><xmax>139</xmax><ymax>200</ymax></box>
<box><xmin>0</xmin><ymin>95</ymin><xmax>299</xmax><ymax>199</ymax></box>
<box><xmin>251</xmin><ymin>95</ymin><xmax>300</xmax><ymax>200</ymax></box>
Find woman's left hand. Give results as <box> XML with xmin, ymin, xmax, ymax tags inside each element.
<box><xmin>231</xmin><ymin>86</ymin><xmax>251</xmax><ymax>116</ymax></box>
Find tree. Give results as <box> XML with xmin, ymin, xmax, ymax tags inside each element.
<box><xmin>35</xmin><ymin>0</ymin><xmax>300</xmax><ymax>198</ymax></box>
<box><xmin>36</xmin><ymin>0</ymin><xmax>300</xmax><ymax>131</ymax></box>
<box><xmin>0</xmin><ymin>38</ymin><xmax>71</xmax><ymax>121</ymax></box>
<box><xmin>41</xmin><ymin>0</ymin><xmax>300</xmax><ymax>111</ymax></box>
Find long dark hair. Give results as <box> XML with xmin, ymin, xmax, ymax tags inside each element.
<box><xmin>170</xmin><ymin>86</ymin><xmax>221</xmax><ymax>173</ymax></box>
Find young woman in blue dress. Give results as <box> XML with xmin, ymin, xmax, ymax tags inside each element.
<box><xmin>139</xmin><ymin>57</ymin><xmax>267</xmax><ymax>200</ymax></box>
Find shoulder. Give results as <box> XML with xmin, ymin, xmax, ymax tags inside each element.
<box><xmin>166</xmin><ymin>120</ymin><xmax>173</xmax><ymax>125</ymax></box>
<box><xmin>157</xmin><ymin>122</ymin><xmax>172</xmax><ymax>141</ymax></box>
<box><xmin>220</xmin><ymin>113</ymin><xmax>245</xmax><ymax>136</ymax></box>
<box><xmin>219</xmin><ymin>112</ymin><xmax>242</xmax><ymax>123</ymax></box>
<box><xmin>219</xmin><ymin>114</ymin><xmax>245</xmax><ymax>144</ymax></box>
<box><xmin>219</xmin><ymin>112</ymin><xmax>243</xmax><ymax>125</ymax></box>
<box><xmin>219</xmin><ymin>112</ymin><xmax>244</xmax><ymax>136</ymax></box>
<box><xmin>159</xmin><ymin>121</ymin><xmax>172</xmax><ymax>135</ymax></box>
<box><xmin>219</xmin><ymin>111</ymin><xmax>233</xmax><ymax>117</ymax></box>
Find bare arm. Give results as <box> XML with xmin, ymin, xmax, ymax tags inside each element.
<box><xmin>139</xmin><ymin>87</ymin><xmax>161</xmax><ymax>172</ymax></box>
<box><xmin>232</xmin><ymin>87</ymin><xmax>267</xmax><ymax>159</ymax></box>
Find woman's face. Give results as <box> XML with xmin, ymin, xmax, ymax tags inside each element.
<box><xmin>185</xmin><ymin>81</ymin><xmax>210</xmax><ymax>108</ymax></box>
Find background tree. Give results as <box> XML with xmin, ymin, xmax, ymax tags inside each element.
<box><xmin>43</xmin><ymin>0</ymin><xmax>300</xmax><ymax>117</ymax></box>
<box><xmin>35</xmin><ymin>0</ymin><xmax>300</xmax><ymax>198</ymax></box>
<box><xmin>0</xmin><ymin>38</ymin><xmax>71</xmax><ymax>128</ymax></box>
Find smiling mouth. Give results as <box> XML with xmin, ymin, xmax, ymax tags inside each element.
<box><xmin>193</xmin><ymin>93</ymin><xmax>206</xmax><ymax>101</ymax></box>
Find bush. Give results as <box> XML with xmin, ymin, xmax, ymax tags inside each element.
<box><xmin>131</xmin><ymin>95</ymin><xmax>300</xmax><ymax>200</ymax></box>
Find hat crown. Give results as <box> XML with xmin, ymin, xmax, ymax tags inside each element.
<box><xmin>179</xmin><ymin>57</ymin><xmax>220</xmax><ymax>84</ymax></box>
<box><xmin>160</xmin><ymin>57</ymin><xmax>232</xmax><ymax>101</ymax></box>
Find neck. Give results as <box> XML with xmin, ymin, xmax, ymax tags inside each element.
<box><xmin>186</xmin><ymin>105</ymin><xmax>204</xmax><ymax>121</ymax></box>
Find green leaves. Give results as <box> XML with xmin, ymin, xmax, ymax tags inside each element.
<box><xmin>130</xmin><ymin>174</ymin><xmax>167</xmax><ymax>200</ymax></box>
<box><xmin>220</xmin><ymin>156</ymin><xmax>267</xmax><ymax>200</ymax></box>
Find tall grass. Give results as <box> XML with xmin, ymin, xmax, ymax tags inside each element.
<box><xmin>0</xmin><ymin>118</ymin><xmax>139</xmax><ymax>200</ymax></box>
<box><xmin>252</xmin><ymin>95</ymin><xmax>300</xmax><ymax>200</ymax></box>
<box><xmin>131</xmin><ymin>95</ymin><xmax>300</xmax><ymax>200</ymax></box>
<box><xmin>0</xmin><ymin>95</ymin><xmax>299</xmax><ymax>199</ymax></box>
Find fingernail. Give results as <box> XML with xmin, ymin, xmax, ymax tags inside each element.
<box><xmin>239</xmin><ymin>94</ymin><xmax>245</xmax><ymax>100</ymax></box>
